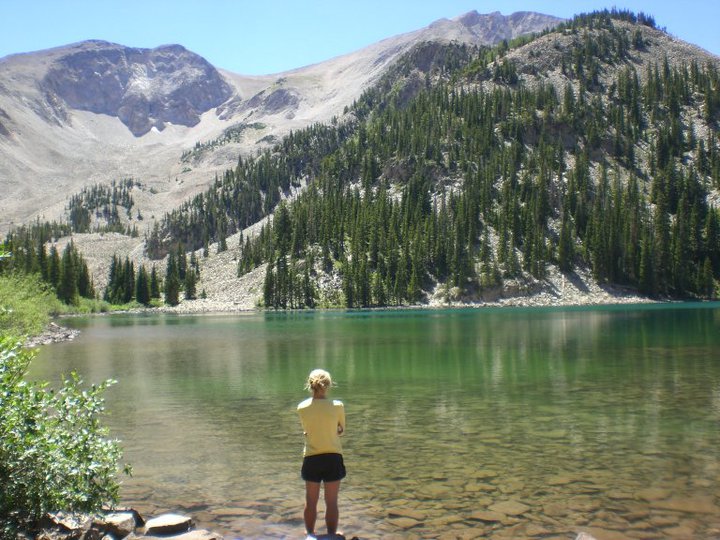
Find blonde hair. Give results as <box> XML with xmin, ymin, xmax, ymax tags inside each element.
<box><xmin>305</xmin><ymin>369</ymin><xmax>333</xmax><ymax>392</ymax></box>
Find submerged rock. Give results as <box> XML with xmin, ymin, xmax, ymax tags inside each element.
<box><xmin>129</xmin><ymin>530</ymin><xmax>223</xmax><ymax>540</ymax></box>
<box><xmin>488</xmin><ymin>500</ymin><xmax>530</xmax><ymax>516</ymax></box>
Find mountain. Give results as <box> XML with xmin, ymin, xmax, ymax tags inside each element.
<box><xmin>145</xmin><ymin>10</ymin><xmax>720</xmax><ymax>307</ymax></box>
<box><xmin>0</xmin><ymin>10</ymin><xmax>562</xmax><ymax>234</ymax></box>
<box><xmin>4</xmin><ymin>9</ymin><xmax>719</xmax><ymax>309</ymax></box>
<box><xmin>41</xmin><ymin>41</ymin><xmax>233</xmax><ymax>136</ymax></box>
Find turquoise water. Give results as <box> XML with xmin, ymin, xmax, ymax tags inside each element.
<box><xmin>32</xmin><ymin>304</ymin><xmax>720</xmax><ymax>538</ymax></box>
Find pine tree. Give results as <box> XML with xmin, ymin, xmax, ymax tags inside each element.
<box><xmin>150</xmin><ymin>265</ymin><xmax>161</xmax><ymax>299</ymax></box>
<box><xmin>48</xmin><ymin>245</ymin><xmax>61</xmax><ymax>290</ymax></box>
<box><xmin>558</xmin><ymin>212</ymin><xmax>575</xmax><ymax>272</ymax></box>
<box><xmin>136</xmin><ymin>265</ymin><xmax>151</xmax><ymax>306</ymax></box>
<box><xmin>164</xmin><ymin>252</ymin><xmax>181</xmax><ymax>306</ymax></box>
<box><xmin>264</xmin><ymin>262</ymin><xmax>276</xmax><ymax>308</ymax></box>
<box><xmin>184</xmin><ymin>269</ymin><xmax>197</xmax><ymax>300</ymax></box>
<box><xmin>58</xmin><ymin>243</ymin><xmax>79</xmax><ymax>306</ymax></box>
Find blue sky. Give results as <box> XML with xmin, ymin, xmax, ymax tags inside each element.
<box><xmin>1</xmin><ymin>1</ymin><xmax>718</xmax><ymax>75</ymax></box>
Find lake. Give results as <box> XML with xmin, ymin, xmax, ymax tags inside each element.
<box><xmin>32</xmin><ymin>304</ymin><xmax>720</xmax><ymax>539</ymax></box>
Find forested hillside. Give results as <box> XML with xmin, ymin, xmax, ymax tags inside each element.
<box><xmin>5</xmin><ymin>10</ymin><xmax>719</xmax><ymax>310</ymax></box>
<box><xmin>144</xmin><ymin>10</ymin><xmax>720</xmax><ymax>308</ymax></box>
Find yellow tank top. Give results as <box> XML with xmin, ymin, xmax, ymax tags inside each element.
<box><xmin>297</xmin><ymin>397</ymin><xmax>345</xmax><ymax>457</ymax></box>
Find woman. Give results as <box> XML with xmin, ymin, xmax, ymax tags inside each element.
<box><xmin>297</xmin><ymin>369</ymin><xmax>346</xmax><ymax>539</ymax></box>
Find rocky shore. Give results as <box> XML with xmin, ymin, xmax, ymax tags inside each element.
<box><xmin>122</xmin><ymin>263</ymin><xmax>657</xmax><ymax>315</ymax></box>
<box><xmin>25</xmin><ymin>321</ymin><xmax>81</xmax><ymax>348</ymax></box>
<box><xmin>33</xmin><ymin>510</ymin><xmax>222</xmax><ymax>540</ymax></box>
<box><xmin>58</xmin><ymin>231</ymin><xmax>665</xmax><ymax>317</ymax></box>
<box><xmin>34</xmin><ymin>508</ymin><xmax>608</xmax><ymax>540</ymax></box>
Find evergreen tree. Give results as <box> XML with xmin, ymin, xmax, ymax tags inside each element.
<box><xmin>164</xmin><ymin>253</ymin><xmax>181</xmax><ymax>306</ymax></box>
<box><xmin>184</xmin><ymin>269</ymin><xmax>197</xmax><ymax>300</ymax></box>
<box><xmin>48</xmin><ymin>246</ymin><xmax>61</xmax><ymax>290</ymax></box>
<box><xmin>58</xmin><ymin>243</ymin><xmax>79</xmax><ymax>306</ymax></box>
<box><xmin>150</xmin><ymin>265</ymin><xmax>161</xmax><ymax>299</ymax></box>
<box><xmin>264</xmin><ymin>262</ymin><xmax>275</xmax><ymax>308</ymax></box>
<box><xmin>135</xmin><ymin>265</ymin><xmax>151</xmax><ymax>306</ymax></box>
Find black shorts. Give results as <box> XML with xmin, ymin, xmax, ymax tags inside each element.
<box><xmin>301</xmin><ymin>453</ymin><xmax>346</xmax><ymax>483</ymax></box>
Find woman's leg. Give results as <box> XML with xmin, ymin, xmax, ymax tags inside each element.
<box><xmin>323</xmin><ymin>480</ymin><xmax>341</xmax><ymax>534</ymax></box>
<box><xmin>304</xmin><ymin>481</ymin><xmax>321</xmax><ymax>536</ymax></box>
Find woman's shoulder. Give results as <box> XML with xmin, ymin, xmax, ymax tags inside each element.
<box><xmin>297</xmin><ymin>397</ymin><xmax>313</xmax><ymax>410</ymax></box>
<box><xmin>332</xmin><ymin>399</ymin><xmax>344</xmax><ymax>407</ymax></box>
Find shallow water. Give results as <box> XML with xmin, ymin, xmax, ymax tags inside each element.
<box><xmin>33</xmin><ymin>304</ymin><xmax>720</xmax><ymax>539</ymax></box>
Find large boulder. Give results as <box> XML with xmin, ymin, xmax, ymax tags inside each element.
<box><xmin>143</xmin><ymin>514</ymin><xmax>194</xmax><ymax>536</ymax></box>
<box><xmin>94</xmin><ymin>512</ymin><xmax>140</xmax><ymax>538</ymax></box>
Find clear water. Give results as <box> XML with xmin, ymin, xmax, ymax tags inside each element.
<box><xmin>32</xmin><ymin>304</ymin><xmax>720</xmax><ymax>539</ymax></box>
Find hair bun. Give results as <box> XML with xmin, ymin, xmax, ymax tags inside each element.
<box><xmin>306</xmin><ymin>368</ymin><xmax>333</xmax><ymax>391</ymax></box>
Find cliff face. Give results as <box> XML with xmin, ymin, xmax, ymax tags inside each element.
<box><xmin>40</xmin><ymin>41</ymin><xmax>233</xmax><ymax>136</ymax></box>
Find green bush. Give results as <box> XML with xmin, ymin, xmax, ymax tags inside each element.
<box><xmin>0</xmin><ymin>337</ymin><xmax>127</xmax><ymax>538</ymax></box>
<box><xmin>0</xmin><ymin>273</ymin><xmax>63</xmax><ymax>337</ymax></box>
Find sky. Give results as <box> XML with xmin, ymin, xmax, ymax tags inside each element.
<box><xmin>1</xmin><ymin>0</ymin><xmax>719</xmax><ymax>75</ymax></box>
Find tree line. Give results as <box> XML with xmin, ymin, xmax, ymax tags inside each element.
<box><xmin>1</xmin><ymin>224</ymin><xmax>203</xmax><ymax>308</ymax></box>
<box><xmin>1</xmin><ymin>225</ymin><xmax>95</xmax><ymax>306</ymax></box>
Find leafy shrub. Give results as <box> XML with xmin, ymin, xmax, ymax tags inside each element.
<box><xmin>0</xmin><ymin>337</ymin><xmax>127</xmax><ymax>538</ymax></box>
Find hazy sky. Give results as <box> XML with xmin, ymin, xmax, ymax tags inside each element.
<box><xmin>1</xmin><ymin>0</ymin><xmax>718</xmax><ymax>75</ymax></box>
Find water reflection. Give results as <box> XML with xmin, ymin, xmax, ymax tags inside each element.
<box><xmin>32</xmin><ymin>304</ymin><xmax>720</xmax><ymax>538</ymax></box>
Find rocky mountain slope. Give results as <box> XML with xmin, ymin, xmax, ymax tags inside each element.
<box><xmin>0</xmin><ymin>10</ymin><xmax>561</xmax><ymax>234</ymax></box>
<box><xmin>4</xmin><ymin>9</ymin><xmax>719</xmax><ymax>311</ymax></box>
<box><xmin>142</xmin><ymin>11</ymin><xmax>720</xmax><ymax>309</ymax></box>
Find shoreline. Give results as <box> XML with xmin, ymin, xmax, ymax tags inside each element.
<box><xmin>32</xmin><ymin>260</ymin><xmax>719</xmax><ymax>345</ymax></box>
<box><xmin>32</xmin><ymin>293</ymin><xmax>682</xmax><ymax>348</ymax></box>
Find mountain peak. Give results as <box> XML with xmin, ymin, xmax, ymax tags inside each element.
<box><xmin>40</xmin><ymin>42</ymin><xmax>232</xmax><ymax>136</ymax></box>
<box><xmin>425</xmin><ymin>11</ymin><xmax>564</xmax><ymax>46</ymax></box>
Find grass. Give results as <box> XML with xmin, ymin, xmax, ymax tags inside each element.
<box><xmin>0</xmin><ymin>269</ymin><xmax>167</xmax><ymax>340</ymax></box>
<box><xmin>0</xmin><ymin>273</ymin><xmax>63</xmax><ymax>338</ymax></box>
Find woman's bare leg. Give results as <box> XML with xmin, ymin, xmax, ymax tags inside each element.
<box><xmin>304</xmin><ymin>481</ymin><xmax>321</xmax><ymax>536</ymax></box>
<box><xmin>324</xmin><ymin>480</ymin><xmax>341</xmax><ymax>534</ymax></box>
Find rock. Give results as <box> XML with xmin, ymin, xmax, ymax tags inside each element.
<box><xmin>143</xmin><ymin>514</ymin><xmax>193</xmax><ymax>535</ymax></box>
<box><xmin>575</xmin><ymin>534</ymin><xmax>598</xmax><ymax>540</ymax></box>
<box><xmin>488</xmin><ymin>500</ymin><xmax>530</xmax><ymax>516</ymax></box>
<box><xmin>580</xmin><ymin>527</ymin><xmax>634</xmax><ymax>540</ymax></box>
<box><xmin>419</xmin><ymin>485</ymin><xmax>451</xmax><ymax>499</ymax></box>
<box><xmin>387</xmin><ymin>517</ymin><xmax>422</xmax><ymax>529</ymax></box>
<box><xmin>543</xmin><ymin>502</ymin><xmax>569</xmax><ymax>517</ymax></box>
<box><xmin>468</xmin><ymin>510</ymin><xmax>505</xmax><ymax>523</ymax></box>
<box><xmin>635</xmin><ymin>487</ymin><xmax>671</xmax><ymax>501</ymax></box>
<box><xmin>129</xmin><ymin>530</ymin><xmax>223</xmax><ymax>540</ymax></box>
<box><xmin>651</xmin><ymin>496</ymin><xmax>720</xmax><ymax>514</ymax></box>
<box><xmin>472</xmin><ymin>470</ymin><xmax>499</xmax><ymax>480</ymax></box>
<box><xmin>525</xmin><ymin>523</ymin><xmax>552</xmax><ymax>536</ymax></box>
<box><xmin>42</xmin><ymin>42</ymin><xmax>233</xmax><ymax>136</ymax></box>
<box><xmin>95</xmin><ymin>512</ymin><xmax>138</xmax><ymax>538</ymax></box>
<box><xmin>547</xmin><ymin>475</ymin><xmax>575</xmax><ymax>486</ymax></box>
<box><xmin>387</xmin><ymin>508</ymin><xmax>427</xmax><ymax>521</ymax></box>
<box><xmin>566</xmin><ymin>497</ymin><xmax>601</xmax><ymax>513</ymax></box>
<box><xmin>648</xmin><ymin>515</ymin><xmax>676</xmax><ymax>527</ymax></box>
<box><xmin>464</xmin><ymin>482</ymin><xmax>495</xmax><ymax>492</ymax></box>
<box><xmin>25</xmin><ymin>322</ymin><xmax>81</xmax><ymax>347</ymax></box>
<box><xmin>42</xmin><ymin>512</ymin><xmax>93</xmax><ymax>533</ymax></box>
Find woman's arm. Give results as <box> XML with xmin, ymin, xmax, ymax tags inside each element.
<box><xmin>337</xmin><ymin>403</ymin><xmax>346</xmax><ymax>436</ymax></box>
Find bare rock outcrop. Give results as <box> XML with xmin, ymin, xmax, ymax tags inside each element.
<box><xmin>41</xmin><ymin>41</ymin><xmax>234</xmax><ymax>136</ymax></box>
